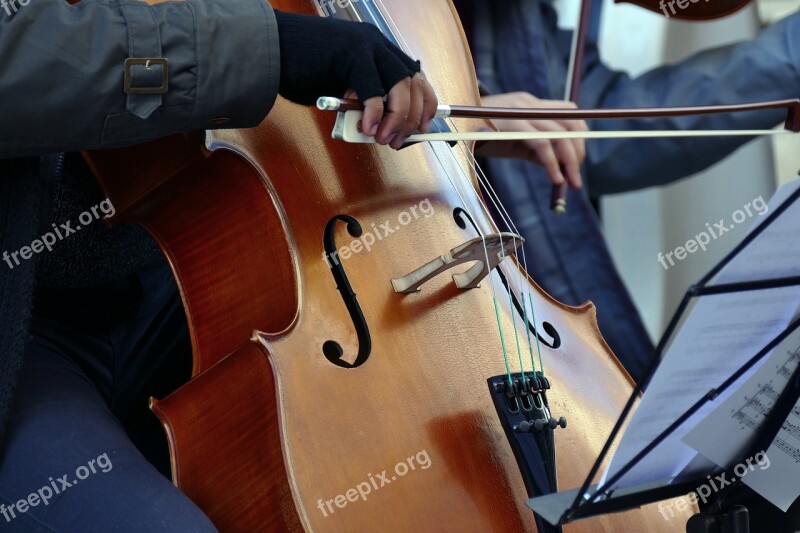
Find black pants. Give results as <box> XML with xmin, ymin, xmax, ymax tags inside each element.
<box><xmin>0</xmin><ymin>264</ymin><xmax>215</xmax><ymax>532</ymax></box>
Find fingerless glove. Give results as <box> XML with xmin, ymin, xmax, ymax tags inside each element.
<box><xmin>274</xmin><ymin>10</ymin><xmax>421</xmax><ymax>105</ymax></box>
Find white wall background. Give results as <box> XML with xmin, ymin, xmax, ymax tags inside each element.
<box><xmin>556</xmin><ymin>0</ymin><xmax>797</xmax><ymax>342</ymax></box>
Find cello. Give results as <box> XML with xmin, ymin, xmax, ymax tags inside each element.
<box><xmin>83</xmin><ymin>0</ymin><xmax>697</xmax><ymax>530</ymax></box>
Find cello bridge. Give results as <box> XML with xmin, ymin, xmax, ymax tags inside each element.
<box><xmin>391</xmin><ymin>232</ymin><xmax>523</xmax><ymax>294</ymax></box>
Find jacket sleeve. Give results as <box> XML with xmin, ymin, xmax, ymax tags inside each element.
<box><xmin>577</xmin><ymin>12</ymin><xmax>800</xmax><ymax>196</ymax></box>
<box><xmin>0</xmin><ymin>0</ymin><xmax>280</xmax><ymax>158</ymax></box>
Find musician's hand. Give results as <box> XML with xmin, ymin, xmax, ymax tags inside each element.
<box><xmin>475</xmin><ymin>93</ymin><xmax>587</xmax><ymax>189</ymax></box>
<box><xmin>355</xmin><ymin>72</ymin><xmax>438</xmax><ymax>149</ymax></box>
<box><xmin>274</xmin><ymin>11</ymin><xmax>438</xmax><ymax>149</ymax></box>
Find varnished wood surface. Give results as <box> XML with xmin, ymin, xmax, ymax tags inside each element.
<box><xmin>151</xmin><ymin>342</ymin><xmax>302</xmax><ymax>531</ymax></box>
<box><xmin>90</xmin><ymin>0</ymin><xmax>695</xmax><ymax>530</ymax></box>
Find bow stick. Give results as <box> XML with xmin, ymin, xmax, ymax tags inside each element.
<box><xmin>319</xmin><ymin>96</ymin><xmax>799</xmax><ymax>216</ymax></box>
<box><xmin>317</xmin><ymin>96</ymin><xmax>800</xmax><ymax>142</ymax></box>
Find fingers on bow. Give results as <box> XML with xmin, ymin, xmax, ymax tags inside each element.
<box><xmin>354</xmin><ymin>44</ymin><xmax>437</xmax><ymax>148</ymax></box>
<box><xmin>520</xmin><ymin>120</ymin><xmax>585</xmax><ymax>189</ymax></box>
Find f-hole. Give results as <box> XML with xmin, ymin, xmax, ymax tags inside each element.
<box><xmin>322</xmin><ymin>215</ymin><xmax>372</xmax><ymax>368</ymax></box>
<box><xmin>453</xmin><ymin>208</ymin><xmax>561</xmax><ymax>349</ymax></box>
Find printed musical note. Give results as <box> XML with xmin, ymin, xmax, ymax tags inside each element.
<box><xmin>684</xmin><ymin>330</ymin><xmax>800</xmax><ymax>511</ymax></box>
<box><xmin>733</xmin><ymin>410</ymin><xmax>759</xmax><ymax>430</ymax></box>
<box><xmin>762</xmin><ymin>384</ymin><xmax>780</xmax><ymax>402</ymax></box>
<box><xmin>727</xmin><ymin>349</ymin><xmax>800</xmax><ymax>436</ymax></box>
<box><xmin>774</xmin><ymin>436</ymin><xmax>800</xmax><ymax>463</ymax></box>
<box><xmin>604</xmin><ymin>182</ymin><xmax>800</xmax><ymax>510</ymax></box>
<box><xmin>782</xmin><ymin>420</ymin><xmax>800</xmax><ymax>442</ymax></box>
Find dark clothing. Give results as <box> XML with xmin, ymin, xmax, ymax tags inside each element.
<box><xmin>0</xmin><ymin>2</ymin><xmax>281</xmax><ymax>529</ymax></box>
<box><xmin>0</xmin><ymin>0</ymin><xmax>279</xmax><ymax>158</ymax></box>
<box><xmin>0</xmin><ymin>158</ymin><xmax>51</xmax><ymax>450</ymax></box>
<box><xmin>0</xmin><ymin>155</ymin><xmax>164</xmax><ymax>451</ymax></box>
<box><xmin>456</xmin><ymin>0</ymin><xmax>800</xmax><ymax>382</ymax></box>
<box><xmin>0</xmin><ymin>0</ymin><xmax>280</xmax><ymax>448</ymax></box>
<box><xmin>459</xmin><ymin>0</ymin><xmax>656</xmax><ymax>381</ymax></box>
<box><xmin>37</xmin><ymin>153</ymin><xmax>163</xmax><ymax>289</ymax></box>
<box><xmin>0</xmin><ymin>264</ymin><xmax>210</xmax><ymax>532</ymax></box>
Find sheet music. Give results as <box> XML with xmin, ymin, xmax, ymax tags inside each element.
<box><xmin>745</xmin><ymin>402</ymin><xmax>800</xmax><ymax>511</ymax></box>
<box><xmin>729</xmin><ymin>347</ymin><xmax>798</xmax><ymax>437</ymax></box>
<box><xmin>599</xmin><ymin>291</ymin><xmax>800</xmax><ymax>490</ymax></box>
<box><xmin>716</xmin><ymin>180</ymin><xmax>800</xmax><ymax>284</ymax></box>
<box><xmin>600</xmin><ymin>181</ymin><xmax>800</xmax><ymax>493</ymax></box>
<box><xmin>774</xmin><ymin>409</ymin><xmax>800</xmax><ymax>461</ymax></box>
<box><xmin>683</xmin><ymin>327</ymin><xmax>800</xmax><ymax>510</ymax></box>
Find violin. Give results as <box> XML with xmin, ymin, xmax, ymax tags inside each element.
<box><xmin>548</xmin><ymin>0</ymin><xmax>762</xmax><ymax>212</ymax></box>
<box><xmin>81</xmin><ymin>0</ymin><xmax>707</xmax><ymax>531</ymax></box>
<box><xmin>619</xmin><ymin>0</ymin><xmax>751</xmax><ymax>20</ymax></box>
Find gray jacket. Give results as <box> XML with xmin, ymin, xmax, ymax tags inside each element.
<box><xmin>0</xmin><ymin>0</ymin><xmax>281</xmax><ymax>447</ymax></box>
<box><xmin>0</xmin><ymin>0</ymin><xmax>280</xmax><ymax>156</ymax></box>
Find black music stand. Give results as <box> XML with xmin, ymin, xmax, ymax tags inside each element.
<box><xmin>527</xmin><ymin>182</ymin><xmax>800</xmax><ymax>528</ymax></box>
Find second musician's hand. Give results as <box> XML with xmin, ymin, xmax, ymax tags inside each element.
<box><xmin>474</xmin><ymin>92</ymin><xmax>587</xmax><ymax>191</ymax></box>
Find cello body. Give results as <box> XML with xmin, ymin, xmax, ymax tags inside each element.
<box><xmin>86</xmin><ymin>0</ymin><xmax>693</xmax><ymax>530</ymax></box>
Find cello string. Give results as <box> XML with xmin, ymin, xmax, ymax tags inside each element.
<box><xmin>448</xmin><ymin>130</ymin><xmax>547</xmax><ymax>378</ymax></box>
<box><xmin>367</xmin><ymin>1</ymin><xmax>543</xmax><ymax>380</ymax></box>
<box><xmin>442</xmin><ymin>125</ymin><xmax>531</xmax><ymax>381</ymax></box>
<box><xmin>426</xmin><ymin>125</ymin><xmax>515</xmax><ymax>383</ymax></box>
<box><xmin>361</xmin><ymin>0</ymin><xmax>518</xmax><ymax>384</ymax></box>
<box><xmin>445</xmin><ymin>127</ymin><xmax>540</xmax><ymax>377</ymax></box>
<box><xmin>372</xmin><ymin>0</ymin><xmax>536</xmax><ymax>385</ymax></box>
